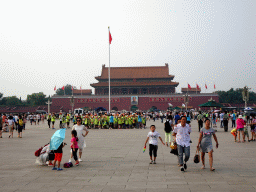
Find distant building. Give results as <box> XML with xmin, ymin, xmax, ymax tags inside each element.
<box><xmin>73</xmin><ymin>89</ymin><xmax>92</xmax><ymax>95</ymax></box>
<box><xmin>181</xmin><ymin>87</ymin><xmax>201</xmax><ymax>94</ymax></box>
<box><xmin>90</xmin><ymin>63</ymin><xmax>179</xmax><ymax>95</ymax></box>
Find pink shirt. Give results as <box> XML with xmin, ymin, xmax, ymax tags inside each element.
<box><xmin>236</xmin><ymin>118</ymin><xmax>246</xmax><ymax>129</ymax></box>
<box><xmin>70</xmin><ymin>137</ymin><xmax>78</xmax><ymax>149</ymax></box>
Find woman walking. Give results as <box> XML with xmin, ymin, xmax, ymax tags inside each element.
<box><xmin>8</xmin><ymin>115</ymin><xmax>14</xmax><ymax>138</ymax></box>
<box><xmin>235</xmin><ymin>115</ymin><xmax>246</xmax><ymax>143</ymax></box>
<box><xmin>197</xmin><ymin>119</ymin><xmax>219</xmax><ymax>171</ymax></box>
<box><xmin>70</xmin><ymin>117</ymin><xmax>89</xmax><ymax>162</ymax></box>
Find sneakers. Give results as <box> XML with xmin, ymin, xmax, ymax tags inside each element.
<box><xmin>68</xmin><ymin>159</ymin><xmax>72</xmax><ymax>163</ymax></box>
<box><xmin>180</xmin><ymin>167</ymin><xmax>184</xmax><ymax>172</ymax></box>
<box><xmin>75</xmin><ymin>162</ymin><xmax>79</xmax><ymax>166</ymax></box>
<box><xmin>78</xmin><ymin>158</ymin><xmax>82</xmax><ymax>162</ymax></box>
<box><xmin>149</xmin><ymin>160</ymin><xmax>153</xmax><ymax>164</ymax></box>
<box><xmin>184</xmin><ymin>163</ymin><xmax>187</xmax><ymax>170</ymax></box>
<box><xmin>52</xmin><ymin>167</ymin><xmax>57</xmax><ymax>170</ymax></box>
<box><xmin>153</xmin><ymin>161</ymin><xmax>156</xmax><ymax>164</ymax></box>
<box><xmin>57</xmin><ymin>168</ymin><xmax>63</xmax><ymax>171</ymax></box>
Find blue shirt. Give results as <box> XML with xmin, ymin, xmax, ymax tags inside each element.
<box><xmin>175</xmin><ymin>115</ymin><xmax>180</xmax><ymax>124</ymax></box>
<box><xmin>138</xmin><ymin>116</ymin><xmax>142</xmax><ymax>122</ymax></box>
<box><xmin>110</xmin><ymin>116</ymin><xmax>114</xmax><ymax>123</ymax></box>
<box><xmin>232</xmin><ymin>114</ymin><xmax>236</xmax><ymax>120</ymax></box>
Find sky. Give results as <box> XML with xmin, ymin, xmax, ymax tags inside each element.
<box><xmin>0</xmin><ymin>0</ymin><xmax>255</xmax><ymax>100</ymax></box>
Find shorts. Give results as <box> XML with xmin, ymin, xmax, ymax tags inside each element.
<box><xmin>237</xmin><ymin>128</ymin><xmax>244</xmax><ymax>132</ymax></box>
<box><xmin>67</xmin><ymin>122</ymin><xmax>70</xmax><ymax>125</ymax></box>
<box><xmin>149</xmin><ymin>144</ymin><xmax>158</xmax><ymax>157</ymax></box>
<box><xmin>52</xmin><ymin>121</ymin><xmax>55</xmax><ymax>125</ymax></box>
<box><xmin>8</xmin><ymin>125</ymin><xmax>13</xmax><ymax>132</ymax></box>
<box><xmin>54</xmin><ymin>153</ymin><xmax>63</xmax><ymax>162</ymax></box>
<box><xmin>38</xmin><ymin>119</ymin><xmax>40</xmax><ymax>122</ymax></box>
<box><xmin>18</xmin><ymin>125</ymin><xmax>23</xmax><ymax>133</ymax></box>
<box><xmin>0</xmin><ymin>126</ymin><xmax>2</xmax><ymax>131</ymax></box>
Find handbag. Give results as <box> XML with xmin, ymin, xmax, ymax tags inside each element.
<box><xmin>170</xmin><ymin>142</ymin><xmax>177</xmax><ymax>150</ymax></box>
<box><xmin>48</xmin><ymin>151</ymin><xmax>55</xmax><ymax>161</ymax></box>
<box><xmin>194</xmin><ymin>150</ymin><xmax>200</xmax><ymax>164</ymax></box>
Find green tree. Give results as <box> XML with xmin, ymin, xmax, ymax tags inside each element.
<box><xmin>216</xmin><ymin>88</ymin><xmax>256</xmax><ymax>104</ymax></box>
<box><xmin>56</xmin><ymin>84</ymin><xmax>76</xmax><ymax>95</ymax></box>
<box><xmin>27</xmin><ymin>92</ymin><xmax>47</xmax><ymax>106</ymax></box>
<box><xmin>0</xmin><ymin>92</ymin><xmax>3</xmax><ymax>99</ymax></box>
<box><xmin>6</xmin><ymin>96</ymin><xmax>21</xmax><ymax>106</ymax></box>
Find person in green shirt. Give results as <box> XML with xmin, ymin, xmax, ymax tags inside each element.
<box><xmin>66</xmin><ymin>114</ymin><xmax>70</xmax><ymax>128</ymax></box>
<box><xmin>125</xmin><ymin>115</ymin><xmax>129</xmax><ymax>129</ymax></box>
<box><xmin>142</xmin><ymin>115</ymin><xmax>146</xmax><ymax>129</ymax></box>
<box><xmin>51</xmin><ymin>113</ymin><xmax>56</xmax><ymax>129</ymax></box>
<box><xmin>47</xmin><ymin>113</ymin><xmax>52</xmax><ymax>129</ymax></box>
<box><xmin>118</xmin><ymin>115</ymin><xmax>122</xmax><ymax>129</ymax></box>
<box><xmin>114</xmin><ymin>115</ymin><xmax>118</xmax><ymax>129</ymax></box>
<box><xmin>128</xmin><ymin>116</ymin><xmax>133</xmax><ymax>129</ymax></box>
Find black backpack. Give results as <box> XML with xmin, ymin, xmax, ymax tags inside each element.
<box><xmin>164</xmin><ymin>120</ymin><xmax>172</xmax><ymax>133</ymax></box>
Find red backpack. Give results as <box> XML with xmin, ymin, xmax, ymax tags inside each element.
<box><xmin>35</xmin><ymin>147</ymin><xmax>43</xmax><ymax>157</ymax></box>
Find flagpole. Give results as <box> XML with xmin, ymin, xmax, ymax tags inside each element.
<box><xmin>64</xmin><ymin>87</ymin><xmax>65</xmax><ymax>95</ymax></box>
<box><xmin>196</xmin><ymin>82</ymin><xmax>197</xmax><ymax>95</ymax></box>
<box><xmin>108</xmin><ymin>26</ymin><xmax>111</xmax><ymax>113</ymax></box>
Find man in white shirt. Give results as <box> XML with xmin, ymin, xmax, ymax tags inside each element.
<box><xmin>173</xmin><ymin>116</ymin><xmax>192</xmax><ymax>172</ymax></box>
<box><xmin>220</xmin><ymin>112</ymin><xmax>224</xmax><ymax>128</ymax></box>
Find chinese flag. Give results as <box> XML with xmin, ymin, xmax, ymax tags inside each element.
<box><xmin>196</xmin><ymin>84</ymin><xmax>200</xmax><ymax>90</ymax></box>
<box><xmin>109</xmin><ymin>28</ymin><xmax>112</xmax><ymax>44</ymax></box>
<box><xmin>61</xmin><ymin>86</ymin><xmax>65</xmax><ymax>91</ymax></box>
<box><xmin>214</xmin><ymin>84</ymin><xmax>216</xmax><ymax>89</ymax></box>
<box><xmin>205</xmin><ymin>84</ymin><xmax>208</xmax><ymax>89</ymax></box>
<box><xmin>54</xmin><ymin>86</ymin><xmax>56</xmax><ymax>91</ymax></box>
<box><xmin>72</xmin><ymin>86</ymin><xmax>73</xmax><ymax>90</ymax></box>
<box><xmin>80</xmin><ymin>86</ymin><xmax>82</xmax><ymax>90</ymax></box>
<box><xmin>188</xmin><ymin>84</ymin><xmax>191</xmax><ymax>90</ymax></box>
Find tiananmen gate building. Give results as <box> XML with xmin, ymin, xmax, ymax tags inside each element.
<box><xmin>50</xmin><ymin>64</ymin><xmax>219</xmax><ymax>112</ymax></box>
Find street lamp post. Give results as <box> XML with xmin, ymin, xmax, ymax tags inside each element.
<box><xmin>46</xmin><ymin>99</ymin><xmax>52</xmax><ymax>114</ymax></box>
<box><xmin>242</xmin><ymin>86</ymin><xmax>250</xmax><ymax>108</ymax></box>
<box><xmin>70</xmin><ymin>95</ymin><xmax>74</xmax><ymax>115</ymax></box>
<box><xmin>183</xmin><ymin>93</ymin><xmax>190</xmax><ymax>111</ymax></box>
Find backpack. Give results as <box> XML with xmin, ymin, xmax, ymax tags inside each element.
<box><xmin>35</xmin><ymin>147</ymin><xmax>43</xmax><ymax>157</ymax></box>
<box><xmin>164</xmin><ymin>120</ymin><xmax>172</xmax><ymax>133</ymax></box>
<box><xmin>64</xmin><ymin>162</ymin><xmax>73</xmax><ymax>168</ymax></box>
<box><xmin>19</xmin><ymin>119</ymin><xmax>23</xmax><ymax>126</ymax></box>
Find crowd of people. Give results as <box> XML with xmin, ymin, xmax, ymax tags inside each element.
<box><xmin>1</xmin><ymin>109</ymin><xmax>255</xmax><ymax>172</ymax></box>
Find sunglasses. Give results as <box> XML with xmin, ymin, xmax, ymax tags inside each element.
<box><xmin>77</xmin><ymin>120</ymin><xmax>81</xmax><ymax>122</ymax></box>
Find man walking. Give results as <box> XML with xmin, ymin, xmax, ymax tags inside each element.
<box><xmin>173</xmin><ymin>116</ymin><xmax>191</xmax><ymax>172</ymax></box>
<box><xmin>231</xmin><ymin>111</ymin><xmax>236</xmax><ymax>128</ymax></box>
<box><xmin>197</xmin><ymin>111</ymin><xmax>204</xmax><ymax>132</ymax></box>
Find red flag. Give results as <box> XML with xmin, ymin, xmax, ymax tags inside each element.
<box><xmin>214</xmin><ymin>84</ymin><xmax>216</xmax><ymax>89</ymax></box>
<box><xmin>205</xmin><ymin>84</ymin><xmax>208</xmax><ymax>89</ymax></box>
<box><xmin>109</xmin><ymin>28</ymin><xmax>112</xmax><ymax>44</ymax></box>
<box><xmin>196</xmin><ymin>84</ymin><xmax>200</xmax><ymax>90</ymax></box>
<box><xmin>72</xmin><ymin>86</ymin><xmax>73</xmax><ymax>91</ymax></box>
<box><xmin>61</xmin><ymin>86</ymin><xmax>65</xmax><ymax>91</ymax></box>
<box><xmin>188</xmin><ymin>84</ymin><xmax>191</xmax><ymax>90</ymax></box>
<box><xmin>54</xmin><ymin>86</ymin><xmax>56</xmax><ymax>91</ymax></box>
<box><xmin>80</xmin><ymin>86</ymin><xmax>82</xmax><ymax>90</ymax></box>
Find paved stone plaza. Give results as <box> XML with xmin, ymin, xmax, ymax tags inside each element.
<box><xmin>0</xmin><ymin>119</ymin><xmax>256</xmax><ymax>192</ymax></box>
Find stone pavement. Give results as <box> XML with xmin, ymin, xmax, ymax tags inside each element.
<box><xmin>0</xmin><ymin>119</ymin><xmax>256</xmax><ymax>192</ymax></box>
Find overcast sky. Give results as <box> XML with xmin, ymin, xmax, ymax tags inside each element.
<box><xmin>0</xmin><ymin>0</ymin><xmax>255</xmax><ymax>99</ymax></box>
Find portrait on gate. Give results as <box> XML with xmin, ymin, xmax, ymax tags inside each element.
<box><xmin>131</xmin><ymin>96</ymin><xmax>138</xmax><ymax>105</ymax></box>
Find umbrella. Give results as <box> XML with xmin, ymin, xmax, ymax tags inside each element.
<box><xmin>50</xmin><ymin>128</ymin><xmax>66</xmax><ymax>150</ymax></box>
<box><xmin>214</xmin><ymin>110</ymin><xmax>220</xmax><ymax>113</ymax></box>
<box><xmin>174</xmin><ymin>106</ymin><xmax>181</xmax><ymax>110</ymax></box>
<box><xmin>198</xmin><ymin>100</ymin><xmax>223</xmax><ymax>108</ymax></box>
<box><xmin>244</xmin><ymin>107</ymin><xmax>253</xmax><ymax>111</ymax></box>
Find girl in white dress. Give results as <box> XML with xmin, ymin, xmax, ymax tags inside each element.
<box><xmin>70</xmin><ymin>117</ymin><xmax>89</xmax><ymax>162</ymax></box>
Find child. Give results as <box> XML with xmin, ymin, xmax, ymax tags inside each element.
<box><xmin>70</xmin><ymin>130</ymin><xmax>79</xmax><ymax>166</ymax></box>
<box><xmin>52</xmin><ymin>142</ymin><xmax>66</xmax><ymax>171</ymax></box>
<box><xmin>144</xmin><ymin>125</ymin><xmax>165</xmax><ymax>164</ymax></box>
<box><xmin>17</xmin><ymin>115</ymin><xmax>23</xmax><ymax>138</ymax></box>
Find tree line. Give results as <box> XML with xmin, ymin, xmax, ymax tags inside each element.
<box><xmin>216</xmin><ymin>88</ymin><xmax>256</xmax><ymax>104</ymax></box>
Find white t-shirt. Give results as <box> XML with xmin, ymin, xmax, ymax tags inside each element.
<box><xmin>72</xmin><ymin>124</ymin><xmax>88</xmax><ymax>149</ymax></box>
<box><xmin>8</xmin><ymin>119</ymin><xmax>14</xmax><ymax>126</ymax></box>
<box><xmin>147</xmin><ymin>131</ymin><xmax>161</xmax><ymax>146</ymax></box>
